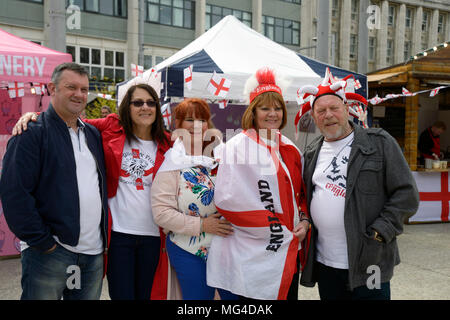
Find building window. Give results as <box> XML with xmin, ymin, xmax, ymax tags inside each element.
<box><xmin>262</xmin><ymin>16</ymin><xmax>300</xmax><ymax>45</ymax></box>
<box><xmin>205</xmin><ymin>5</ymin><xmax>251</xmax><ymax>30</ymax></box>
<box><xmin>438</xmin><ymin>14</ymin><xmax>445</xmax><ymax>33</ymax></box>
<box><xmin>405</xmin><ymin>7</ymin><xmax>413</xmax><ymax>28</ymax></box>
<box><xmin>66</xmin><ymin>0</ymin><xmax>127</xmax><ymax>17</ymax></box>
<box><xmin>147</xmin><ymin>0</ymin><xmax>194</xmax><ymax>29</ymax></box>
<box><xmin>351</xmin><ymin>0</ymin><xmax>359</xmax><ymax>21</ymax></box>
<box><xmin>386</xmin><ymin>39</ymin><xmax>393</xmax><ymax>65</ymax></box>
<box><xmin>68</xmin><ymin>46</ymin><xmax>125</xmax><ymax>82</ymax></box>
<box><xmin>350</xmin><ymin>34</ymin><xmax>357</xmax><ymax>60</ymax></box>
<box><xmin>422</xmin><ymin>11</ymin><xmax>429</xmax><ymax>31</ymax></box>
<box><xmin>404</xmin><ymin>41</ymin><xmax>411</xmax><ymax>61</ymax></box>
<box><xmin>280</xmin><ymin>0</ymin><xmax>301</xmax><ymax>4</ymax></box>
<box><xmin>388</xmin><ymin>5</ymin><xmax>396</xmax><ymax>26</ymax></box>
<box><xmin>332</xmin><ymin>0</ymin><xmax>339</xmax><ymax>18</ymax></box>
<box><xmin>369</xmin><ymin>37</ymin><xmax>375</xmax><ymax>61</ymax></box>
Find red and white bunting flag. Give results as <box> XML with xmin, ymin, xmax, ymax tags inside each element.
<box><xmin>207</xmin><ymin>71</ymin><xmax>231</xmax><ymax>98</ymax></box>
<box><xmin>369</xmin><ymin>95</ymin><xmax>385</xmax><ymax>105</ymax></box>
<box><xmin>295</xmin><ymin>88</ymin><xmax>304</xmax><ymax>105</ymax></box>
<box><xmin>131</xmin><ymin>63</ymin><xmax>144</xmax><ymax>77</ymax></box>
<box><xmin>402</xmin><ymin>87</ymin><xmax>415</xmax><ymax>96</ymax></box>
<box><xmin>354</xmin><ymin>79</ymin><xmax>362</xmax><ymax>90</ymax></box>
<box><xmin>218</xmin><ymin>99</ymin><xmax>228</xmax><ymax>109</ymax></box>
<box><xmin>97</xmin><ymin>93</ymin><xmax>112</xmax><ymax>100</ymax></box>
<box><xmin>430</xmin><ymin>86</ymin><xmax>445</xmax><ymax>97</ymax></box>
<box><xmin>8</xmin><ymin>82</ymin><xmax>24</xmax><ymax>98</ymax></box>
<box><xmin>183</xmin><ymin>64</ymin><xmax>193</xmax><ymax>91</ymax></box>
<box><xmin>32</xmin><ymin>82</ymin><xmax>45</xmax><ymax>95</ymax></box>
<box><xmin>161</xmin><ymin>102</ymin><xmax>172</xmax><ymax>129</ymax></box>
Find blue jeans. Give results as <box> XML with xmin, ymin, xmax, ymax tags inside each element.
<box><xmin>166</xmin><ymin>237</ymin><xmax>238</xmax><ymax>300</ymax></box>
<box><xmin>106</xmin><ymin>231</ymin><xmax>160</xmax><ymax>300</ymax></box>
<box><xmin>20</xmin><ymin>243</ymin><xmax>103</xmax><ymax>300</ymax></box>
<box><xmin>316</xmin><ymin>262</ymin><xmax>391</xmax><ymax>300</ymax></box>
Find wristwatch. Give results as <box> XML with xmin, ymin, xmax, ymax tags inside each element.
<box><xmin>373</xmin><ymin>230</ymin><xmax>384</xmax><ymax>243</ymax></box>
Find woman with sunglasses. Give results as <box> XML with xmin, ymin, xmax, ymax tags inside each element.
<box><xmin>12</xmin><ymin>84</ymin><xmax>171</xmax><ymax>300</ymax></box>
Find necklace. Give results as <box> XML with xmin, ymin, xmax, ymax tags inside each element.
<box><xmin>322</xmin><ymin>137</ymin><xmax>354</xmax><ymax>173</ymax></box>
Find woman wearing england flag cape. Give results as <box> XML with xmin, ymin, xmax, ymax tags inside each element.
<box><xmin>206</xmin><ymin>68</ymin><xmax>311</xmax><ymax>300</ymax></box>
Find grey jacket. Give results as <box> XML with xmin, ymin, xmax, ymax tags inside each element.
<box><xmin>300</xmin><ymin>122</ymin><xmax>419</xmax><ymax>290</ymax></box>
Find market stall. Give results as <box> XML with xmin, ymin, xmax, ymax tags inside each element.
<box><xmin>118</xmin><ymin>15</ymin><xmax>367</xmax><ymax>145</ymax></box>
<box><xmin>0</xmin><ymin>28</ymin><xmax>72</xmax><ymax>257</ymax></box>
<box><xmin>367</xmin><ymin>42</ymin><xmax>450</xmax><ymax>223</ymax></box>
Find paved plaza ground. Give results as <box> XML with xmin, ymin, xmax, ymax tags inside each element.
<box><xmin>1</xmin><ymin>223</ymin><xmax>449</xmax><ymax>300</ymax></box>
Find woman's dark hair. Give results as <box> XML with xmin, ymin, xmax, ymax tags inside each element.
<box><xmin>118</xmin><ymin>84</ymin><xmax>169</xmax><ymax>146</ymax></box>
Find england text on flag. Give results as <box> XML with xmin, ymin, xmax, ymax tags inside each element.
<box><xmin>207</xmin><ymin>72</ymin><xmax>231</xmax><ymax>98</ymax></box>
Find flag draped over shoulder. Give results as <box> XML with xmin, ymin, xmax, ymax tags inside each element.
<box><xmin>207</xmin><ymin>130</ymin><xmax>309</xmax><ymax>300</ymax></box>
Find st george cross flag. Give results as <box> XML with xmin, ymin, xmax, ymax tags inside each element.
<box><xmin>207</xmin><ymin>131</ymin><xmax>307</xmax><ymax>300</ymax></box>
<box><xmin>8</xmin><ymin>82</ymin><xmax>24</xmax><ymax>98</ymax></box>
<box><xmin>207</xmin><ymin>71</ymin><xmax>231</xmax><ymax>98</ymax></box>
<box><xmin>97</xmin><ymin>93</ymin><xmax>112</xmax><ymax>100</ymax></box>
<box><xmin>32</xmin><ymin>82</ymin><xmax>46</xmax><ymax>95</ymax></box>
<box><xmin>295</xmin><ymin>88</ymin><xmax>304</xmax><ymax>105</ymax></box>
<box><xmin>430</xmin><ymin>86</ymin><xmax>446</xmax><ymax>97</ymax></box>
<box><xmin>369</xmin><ymin>95</ymin><xmax>385</xmax><ymax>105</ymax></box>
<box><xmin>160</xmin><ymin>102</ymin><xmax>172</xmax><ymax>129</ymax></box>
<box><xmin>183</xmin><ymin>64</ymin><xmax>193</xmax><ymax>91</ymax></box>
<box><xmin>131</xmin><ymin>63</ymin><xmax>144</xmax><ymax>77</ymax></box>
<box><xmin>218</xmin><ymin>99</ymin><xmax>228</xmax><ymax>109</ymax></box>
<box><xmin>354</xmin><ymin>79</ymin><xmax>362</xmax><ymax>90</ymax></box>
<box><xmin>402</xmin><ymin>87</ymin><xmax>415</xmax><ymax>96</ymax></box>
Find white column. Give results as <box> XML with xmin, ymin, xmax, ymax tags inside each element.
<box><xmin>252</xmin><ymin>0</ymin><xmax>262</xmax><ymax>33</ymax></box>
<box><xmin>195</xmin><ymin>0</ymin><xmax>206</xmax><ymax>38</ymax></box>
<box><xmin>394</xmin><ymin>3</ymin><xmax>406</xmax><ymax>64</ymax></box>
<box><xmin>127</xmin><ymin>0</ymin><xmax>139</xmax><ymax>77</ymax></box>
<box><xmin>339</xmin><ymin>0</ymin><xmax>351</xmax><ymax>69</ymax></box>
<box><xmin>300</xmin><ymin>0</ymin><xmax>314</xmax><ymax>57</ymax></box>
<box><xmin>446</xmin><ymin>13</ymin><xmax>450</xmax><ymax>42</ymax></box>
<box><xmin>44</xmin><ymin>0</ymin><xmax>66</xmax><ymax>52</ymax></box>
<box><xmin>429</xmin><ymin>9</ymin><xmax>439</xmax><ymax>47</ymax></box>
<box><xmin>376</xmin><ymin>0</ymin><xmax>388</xmax><ymax>69</ymax></box>
<box><xmin>412</xmin><ymin>6</ymin><xmax>423</xmax><ymax>56</ymax></box>
<box><xmin>358</xmin><ymin>0</ymin><xmax>369</xmax><ymax>73</ymax></box>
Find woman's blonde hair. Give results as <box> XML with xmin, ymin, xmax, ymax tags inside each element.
<box><xmin>241</xmin><ymin>91</ymin><xmax>287</xmax><ymax>130</ymax></box>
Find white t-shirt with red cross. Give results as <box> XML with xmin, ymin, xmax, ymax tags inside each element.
<box><xmin>108</xmin><ymin>137</ymin><xmax>160</xmax><ymax>236</ymax></box>
<box><xmin>310</xmin><ymin>132</ymin><xmax>354</xmax><ymax>269</ymax></box>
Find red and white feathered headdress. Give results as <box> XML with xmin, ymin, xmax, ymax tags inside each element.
<box><xmin>294</xmin><ymin>68</ymin><xmax>368</xmax><ymax>134</ymax></box>
<box><xmin>244</xmin><ymin>67</ymin><xmax>289</xmax><ymax>104</ymax></box>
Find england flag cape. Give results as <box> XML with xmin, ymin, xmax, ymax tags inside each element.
<box><xmin>207</xmin><ymin>130</ymin><xmax>310</xmax><ymax>300</ymax></box>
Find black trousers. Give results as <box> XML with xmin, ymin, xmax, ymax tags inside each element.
<box><xmin>316</xmin><ymin>262</ymin><xmax>391</xmax><ymax>300</ymax></box>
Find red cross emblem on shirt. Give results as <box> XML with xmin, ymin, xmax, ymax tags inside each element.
<box><xmin>120</xmin><ymin>148</ymin><xmax>154</xmax><ymax>191</ymax></box>
<box><xmin>419</xmin><ymin>172</ymin><xmax>450</xmax><ymax>222</ymax></box>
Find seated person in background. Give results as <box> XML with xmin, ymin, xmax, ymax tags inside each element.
<box><xmin>418</xmin><ymin>121</ymin><xmax>446</xmax><ymax>164</ymax></box>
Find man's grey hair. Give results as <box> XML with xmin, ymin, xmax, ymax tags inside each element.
<box><xmin>51</xmin><ymin>62</ymin><xmax>89</xmax><ymax>87</ymax></box>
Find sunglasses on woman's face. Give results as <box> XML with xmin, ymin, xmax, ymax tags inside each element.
<box><xmin>130</xmin><ymin>100</ymin><xmax>157</xmax><ymax>108</ymax></box>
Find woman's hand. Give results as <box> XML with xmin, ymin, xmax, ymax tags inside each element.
<box><xmin>12</xmin><ymin>112</ymin><xmax>38</xmax><ymax>135</ymax></box>
<box><xmin>293</xmin><ymin>220</ymin><xmax>310</xmax><ymax>242</ymax></box>
<box><xmin>201</xmin><ymin>213</ymin><xmax>233</xmax><ymax>237</ymax></box>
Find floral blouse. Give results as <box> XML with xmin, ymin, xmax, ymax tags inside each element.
<box><xmin>168</xmin><ymin>165</ymin><xmax>216</xmax><ymax>260</ymax></box>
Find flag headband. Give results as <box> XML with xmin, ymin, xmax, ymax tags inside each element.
<box><xmin>249</xmin><ymin>83</ymin><xmax>282</xmax><ymax>103</ymax></box>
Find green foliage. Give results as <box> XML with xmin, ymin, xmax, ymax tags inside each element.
<box><xmin>85</xmin><ymin>86</ymin><xmax>117</xmax><ymax>119</ymax></box>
